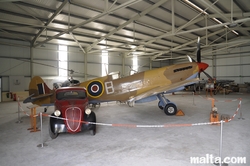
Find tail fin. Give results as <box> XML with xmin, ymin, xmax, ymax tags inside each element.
<box><xmin>28</xmin><ymin>76</ymin><xmax>52</xmax><ymax>96</ymax></box>
<box><xmin>23</xmin><ymin>76</ymin><xmax>54</xmax><ymax>105</ymax></box>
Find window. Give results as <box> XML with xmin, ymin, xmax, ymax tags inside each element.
<box><xmin>56</xmin><ymin>90</ymin><xmax>87</xmax><ymax>100</ymax></box>
<box><xmin>102</xmin><ymin>50</ymin><xmax>108</xmax><ymax>76</ymax></box>
<box><xmin>131</xmin><ymin>54</ymin><xmax>138</xmax><ymax>75</ymax></box>
<box><xmin>58</xmin><ymin>45</ymin><xmax>68</xmax><ymax>77</ymax></box>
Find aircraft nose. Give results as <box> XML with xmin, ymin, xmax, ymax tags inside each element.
<box><xmin>198</xmin><ymin>62</ymin><xmax>209</xmax><ymax>72</ymax></box>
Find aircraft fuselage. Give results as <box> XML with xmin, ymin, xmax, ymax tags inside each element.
<box><xmin>80</xmin><ymin>62</ymin><xmax>200</xmax><ymax>103</ymax></box>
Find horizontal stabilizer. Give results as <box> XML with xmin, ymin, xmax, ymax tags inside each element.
<box><xmin>23</xmin><ymin>93</ymin><xmax>53</xmax><ymax>103</ymax></box>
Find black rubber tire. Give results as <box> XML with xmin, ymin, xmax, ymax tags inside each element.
<box><xmin>85</xmin><ymin>112</ymin><xmax>96</xmax><ymax>136</ymax></box>
<box><xmin>90</xmin><ymin>129</ymin><xmax>96</xmax><ymax>135</ymax></box>
<box><xmin>164</xmin><ymin>103</ymin><xmax>177</xmax><ymax>116</ymax></box>
<box><xmin>49</xmin><ymin>122</ymin><xmax>59</xmax><ymax>139</ymax></box>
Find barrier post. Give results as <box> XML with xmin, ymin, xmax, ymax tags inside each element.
<box><xmin>192</xmin><ymin>92</ymin><xmax>195</xmax><ymax>105</ymax></box>
<box><xmin>238</xmin><ymin>107</ymin><xmax>245</xmax><ymax>120</ymax></box>
<box><xmin>16</xmin><ymin>96</ymin><xmax>23</xmax><ymax>123</ymax></box>
<box><xmin>214</xmin><ymin>120</ymin><xmax>228</xmax><ymax>166</ymax></box>
<box><xmin>37</xmin><ymin>112</ymin><xmax>48</xmax><ymax>148</ymax></box>
<box><xmin>223</xmin><ymin>88</ymin><xmax>225</xmax><ymax>98</ymax></box>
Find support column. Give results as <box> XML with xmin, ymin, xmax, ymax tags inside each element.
<box><xmin>122</xmin><ymin>53</ymin><xmax>125</xmax><ymax>77</ymax></box>
<box><xmin>149</xmin><ymin>58</ymin><xmax>152</xmax><ymax>70</ymax></box>
<box><xmin>212</xmin><ymin>47</ymin><xmax>216</xmax><ymax>78</ymax></box>
<box><xmin>30</xmin><ymin>47</ymin><xmax>33</xmax><ymax>78</ymax></box>
<box><xmin>171</xmin><ymin>0</ymin><xmax>175</xmax><ymax>34</ymax></box>
<box><xmin>84</xmin><ymin>53</ymin><xmax>87</xmax><ymax>81</ymax></box>
<box><xmin>205</xmin><ymin>15</ymin><xmax>208</xmax><ymax>46</ymax></box>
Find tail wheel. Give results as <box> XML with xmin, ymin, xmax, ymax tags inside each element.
<box><xmin>164</xmin><ymin>103</ymin><xmax>177</xmax><ymax>116</ymax></box>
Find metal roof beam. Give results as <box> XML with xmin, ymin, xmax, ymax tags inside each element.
<box><xmin>85</xmin><ymin>0</ymin><xmax>169</xmax><ymax>52</ymax></box>
<box><xmin>31</xmin><ymin>0</ymin><xmax>68</xmax><ymax>46</ymax></box>
<box><xmin>13</xmin><ymin>2</ymin><xmax>44</xmax><ymax>24</ymax></box>
<box><xmin>33</xmin><ymin>0</ymin><xmax>141</xmax><ymax>48</ymax></box>
<box><xmin>0</xmin><ymin>28</ymin><xmax>29</xmax><ymax>42</ymax></box>
<box><xmin>151</xmin><ymin>22</ymin><xmax>250</xmax><ymax>60</ymax></box>
<box><xmin>69</xmin><ymin>32</ymin><xmax>86</xmax><ymax>53</ymax></box>
<box><xmin>126</xmin><ymin>1</ymin><xmax>209</xmax><ymax>56</ymax></box>
<box><xmin>208</xmin><ymin>12</ymin><xmax>250</xmax><ymax>18</ymax></box>
<box><xmin>153</xmin><ymin>17</ymin><xmax>250</xmax><ymax>42</ymax></box>
<box><xmin>200</xmin><ymin>0</ymin><xmax>231</xmax><ymax>22</ymax></box>
<box><xmin>125</xmin><ymin>16</ymin><xmax>202</xmax><ymax>55</ymax></box>
<box><xmin>202</xmin><ymin>40</ymin><xmax>250</xmax><ymax>56</ymax></box>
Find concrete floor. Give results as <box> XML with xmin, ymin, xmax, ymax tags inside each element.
<box><xmin>0</xmin><ymin>91</ymin><xmax>249</xmax><ymax>166</ymax></box>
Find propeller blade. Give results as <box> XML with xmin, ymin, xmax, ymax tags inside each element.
<box><xmin>197</xmin><ymin>37</ymin><xmax>201</xmax><ymax>63</ymax></box>
<box><xmin>187</xmin><ymin>55</ymin><xmax>195</xmax><ymax>62</ymax></box>
<box><xmin>203</xmin><ymin>71</ymin><xmax>213</xmax><ymax>80</ymax></box>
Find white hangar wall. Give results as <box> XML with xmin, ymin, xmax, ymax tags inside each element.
<box><xmin>0</xmin><ymin>39</ymin><xmax>178</xmax><ymax>91</ymax></box>
<box><xmin>0</xmin><ymin>39</ymin><xmax>249</xmax><ymax>101</ymax></box>
<box><xmin>214</xmin><ymin>45</ymin><xmax>250</xmax><ymax>84</ymax></box>
<box><xmin>32</xmin><ymin>44</ymin><xmax>58</xmax><ymax>76</ymax></box>
<box><xmin>0</xmin><ymin>39</ymin><xmax>30</xmax><ymax>92</ymax></box>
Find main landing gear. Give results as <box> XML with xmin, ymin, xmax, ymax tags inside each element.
<box><xmin>157</xmin><ymin>94</ymin><xmax>177</xmax><ymax>116</ymax></box>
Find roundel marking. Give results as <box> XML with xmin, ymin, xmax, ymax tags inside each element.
<box><xmin>87</xmin><ymin>80</ymin><xmax>104</xmax><ymax>98</ymax></box>
<box><xmin>91</xmin><ymin>84</ymin><xmax>99</xmax><ymax>93</ymax></box>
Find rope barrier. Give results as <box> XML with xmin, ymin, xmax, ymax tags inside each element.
<box><xmin>199</xmin><ymin>95</ymin><xmax>241</xmax><ymax>103</ymax></box>
<box><xmin>18</xmin><ymin>100</ymin><xmax>30</xmax><ymax>117</ymax></box>
<box><xmin>17</xmin><ymin>98</ymin><xmax>242</xmax><ymax>128</ymax></box>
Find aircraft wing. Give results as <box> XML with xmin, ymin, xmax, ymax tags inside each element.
<box><xmin>23</xmin><ymin>93</ymin><xmax>53</xmax><ymax>103</ymax></box>
<box><xmin>131</xmin><ymin>78</ymin><xmax>199</xmax><ymax>102</ymax></box>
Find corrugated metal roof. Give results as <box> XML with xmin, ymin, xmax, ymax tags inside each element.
<box><xmin>0</xmin><ymin>0</ymin><xmax>249</xmax><ymax>61</ymax></box>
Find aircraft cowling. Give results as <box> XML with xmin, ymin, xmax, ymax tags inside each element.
<box><xmin>198</xmin><ymin>62</ymin><xmax>208</xmax><ymax>72</ymax></box>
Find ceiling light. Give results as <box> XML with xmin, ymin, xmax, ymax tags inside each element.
<box><xmin>228</xmin><ymin>22</ymin><xmax>238</xmax><ymax>28</ymax></box>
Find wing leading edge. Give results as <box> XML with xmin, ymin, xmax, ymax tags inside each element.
<box><xmin>130</xmin><ymin>78</ymin><xmax>199</xmax><ymax>102</ymax></box>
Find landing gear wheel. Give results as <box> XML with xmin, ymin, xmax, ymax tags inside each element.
<box><xmin>92</xmin><ymin>103</ymin><xmax>100</xmax><ymax>108</ymax></box>
<box><xmin>164</xmin><ymin>103</ymin><xmax>177</xmax><ymax>116</ymax></box>
<box><xmin>158</xmin><ymin>101</ymin><xmax>163</xmax><ymax>110</ymax></box>
<box><xmin>127</xmin><ymin>101</ymin><xmax>135</xmax><ymax>107</ymax></box>
<box><xmin>49</xmin><ymin>124</ymin><xmax>58</xmax><ymax>139</ymax></box>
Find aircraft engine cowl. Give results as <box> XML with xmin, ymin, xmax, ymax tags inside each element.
<box><xmin>198</xmin><ymin>62</ymin><xmax>209</xmax><ymax>72</ymax></box>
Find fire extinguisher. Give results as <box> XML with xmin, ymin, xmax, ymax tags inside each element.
<box><xmin>13</xmin><ymin>93</ymin><xmax>16</xmax><ymax>101</ymax></box>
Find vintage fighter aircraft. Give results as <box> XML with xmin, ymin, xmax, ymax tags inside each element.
<box><xmin>24</xmin><ymin>37</ymin><xmax>209</xmax><ymax>115</ymax></box>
